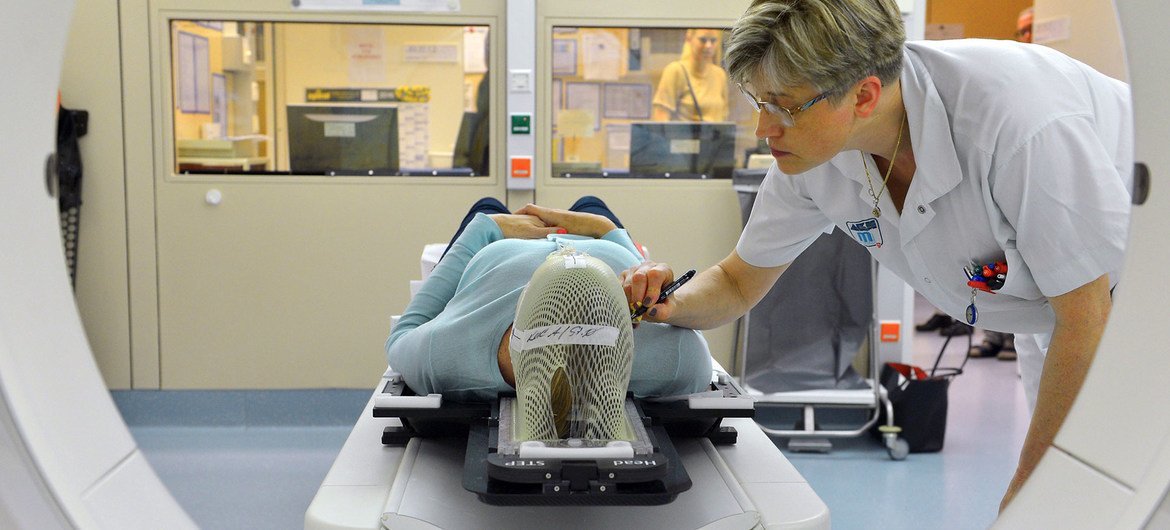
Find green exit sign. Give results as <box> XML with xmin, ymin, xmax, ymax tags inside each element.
<box><xmin>510</xmin><ymin>113</ymin><xmax>531</xmax><ymax>134</ymax></box>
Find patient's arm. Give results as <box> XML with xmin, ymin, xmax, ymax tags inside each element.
<box><xmin>388</xmin><ymin>213</ymin><xmax>550</xmax><ymax>347</ymax></box>
<box><xmin>389</xmin><ymin>215</ymin><xmax>498</xmax><ymax>338</ymax></box>
<box><xmin>622</xmin><ymin>249</ymin><xmax>788</xmax><ymax>330</ymax></box>
<box><xmin>387</xmin><ymin>213</ymin><xmax>523</xmax><ymax>375</ymax></box>
<box><xmin>488</xmin><ymin>213</ymin><xmax>562</xmax><ymax>239</ymax></box>
<box><xmin>513</xmin><ymin>204</ymin><xmax>617</xmax><ymax>238</ymax></box>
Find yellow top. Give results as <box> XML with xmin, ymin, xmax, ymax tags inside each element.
<box><xmin>652</xmin><ymin>61</ymin><xmax>729</xmax><ymax>122</ymax></box>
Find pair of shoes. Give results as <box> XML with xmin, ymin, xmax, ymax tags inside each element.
<box><xmin>969</xmin><ymin>340</ymin><xmax>1003</xmax><ymax>358</ymax></box>
<box><xmin>940</xmin><ymin>321</ymin><xmax>973</xmax><ymax>336</ymax></box>
<box><xmin>916</xmin><ymin>313</ymin><xmax>953</xmax><ymax>332</ymax></box>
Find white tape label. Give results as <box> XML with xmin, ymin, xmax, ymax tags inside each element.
<box><xmin>510</xmin><ymin>324</ymin><xmax>618</xmax><ymax>353</ymax></box>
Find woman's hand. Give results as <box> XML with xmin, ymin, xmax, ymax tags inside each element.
<box><xmin>514</xmin><ymin>204</ymin><xmax>617</xmax><ymax>239</ymax></box>
<box><xmin>620</xmin><ymin>261</ymin><xmax>678</xmax><ymax>323</ymax></box>
<box><xmin>488</xmin><ymin>214</ymin><xmax>562</xmax><ymax>239</ymax></box>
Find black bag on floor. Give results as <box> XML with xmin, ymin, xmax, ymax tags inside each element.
<box><xmin>878</xmin><ymin>363</ymin><xmax>958</xmax><ymax>453</ymax></box>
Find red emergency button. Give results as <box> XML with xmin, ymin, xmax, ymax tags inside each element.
<box><xmin>880</xmin><ymin>321</ymin><xmax>901</xmax><ymax>342</ymax></box>
<box><xmin>510</xmin><ymin>157</ymin><xmax>532</xmax><ymax>178</ymax></box>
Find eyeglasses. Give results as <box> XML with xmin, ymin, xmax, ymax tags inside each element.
<box><xmin>737</xmin><ymin>83</ymin><xmax>830</xmax><ymax>127</ymax></box>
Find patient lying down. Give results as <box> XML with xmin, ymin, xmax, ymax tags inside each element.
<box><xmin>385</xmin><ymin>198</ymin><xmax>712</xmax><ymax>421</ymax></box>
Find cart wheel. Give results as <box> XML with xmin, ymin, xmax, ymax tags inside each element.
<box><xmin>887</xmin><ymin>438</ymin><xmax>909</xmax><ymax>461</ymax></box>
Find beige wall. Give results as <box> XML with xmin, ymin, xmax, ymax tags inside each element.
<box><xmin>1034</xmin><ymin>0</ymin><xmax>1127</xmax><ymax>81</ymax></box>
<box><xmin>60</xmin><ymin>0</ymin><xmax>132</xmax><ymax>389</ymax></box>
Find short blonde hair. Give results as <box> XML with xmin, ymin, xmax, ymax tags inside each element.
<box><xmin>725</xmin><ymin>0</ymin><xmax>905</xmax><ymax>101</ymax></box>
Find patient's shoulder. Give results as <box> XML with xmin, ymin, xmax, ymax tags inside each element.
<box><xmin>629</xmin><ymin>324</ymin><xmax>712</xmax><ymax>397</ymax></box>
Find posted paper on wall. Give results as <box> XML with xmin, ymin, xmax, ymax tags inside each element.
<box><xmin>345</xmin><ymin>26</ymin><xmax>386</xmax><ymax>84</ymax></box>
<box><xmin>581</xmin><ymin>31</ymin><xmax>621</xmax><ymax>81</ymax></box>
<box><xmin>463</xmin><ymin>27</ymin><xmax>489</xmax><ymax>74</ymax></box>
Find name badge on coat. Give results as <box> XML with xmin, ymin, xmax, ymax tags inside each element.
<box><xmin>847</xmin><ymin>218</ymin><xmax>884</xmax><ymax>248</ymax></box>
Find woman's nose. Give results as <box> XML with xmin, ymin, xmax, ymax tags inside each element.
<box><xmin>755</xmin><ymin>110</ymin><xmax>783</xmax><ymax>139</ymax></box>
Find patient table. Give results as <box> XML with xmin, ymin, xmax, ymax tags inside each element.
<box><xmin>305</xmin><ymin>244</ymin><xmax>828</xmax><ymax>528</ymax></box>
<box><xmin>304</xmin><ymin>365</ymin><xmax>830</xmax><ymax>529</ymax></box>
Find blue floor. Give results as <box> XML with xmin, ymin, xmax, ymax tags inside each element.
<box><xmin>128</xmin><ymin>426</ymin><xmax>353</xmax><ymax>530</ymax></box>
<box><xmin>115</xmin><ymin>390</ymin><xmax>369</xmax><ymax>530</ymax></box>
<box><xmin>775</xmin><ymin>322</ymin><xmax>1030</xmax><ymax>530</ymax></box>
<box><xmin>117</xmin><ymin>296</ymin><xmax>1030</xmax><ymax>529</ymax></box>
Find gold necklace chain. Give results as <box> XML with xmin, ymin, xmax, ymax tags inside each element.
<box><xmin>861</xmin><ymin>111</ymin><xmax>907</xmax><ymax>218</ymax></box>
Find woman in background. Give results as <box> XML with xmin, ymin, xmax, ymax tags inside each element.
<box><xmin>652</xmin><ymin>29</ymin><xmax>730</xmax><ymax>122</ymax></box>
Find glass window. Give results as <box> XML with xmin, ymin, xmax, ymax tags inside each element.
<box><xmin>550</xmin><ymin>26</ymin><xmax>762</xmax><ymax>179</ymax></box>
<box><xmin>170</xmin><ymin>20</ymin><xmax>491</xmax><ymax>176</ymax></box>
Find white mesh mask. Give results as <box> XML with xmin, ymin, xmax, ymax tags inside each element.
<box><xmin>509</xmin><ymin>248</ymin><xmax>635</xmax><ymax>442</ymax></box>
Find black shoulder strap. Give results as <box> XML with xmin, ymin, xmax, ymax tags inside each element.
<box><xmin>679</xmin><ymin>66</ymin><xmax>704</xmax><ymax>122</ymax></box>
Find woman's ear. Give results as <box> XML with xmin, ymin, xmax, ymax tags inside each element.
<box><xmin>852</xmin><ymin>76</ymin><xmax>884</xmax><ymax>119</ymax></box>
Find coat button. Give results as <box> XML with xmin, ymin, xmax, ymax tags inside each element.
<box><xmin>917</xmin><ymin>205</ymin><xmax>926</xmax><ymax>214</ymax></box>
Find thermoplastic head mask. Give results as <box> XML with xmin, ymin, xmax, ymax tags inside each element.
<box><xmin>509</xmin><ymin>248</ymin><xmax>635</xmax><ymax>442</ymax></box>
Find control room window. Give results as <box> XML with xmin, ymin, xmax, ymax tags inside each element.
<box><xmin>170</xmin><ymin>20</ymin><xmax>491</xmax><ymax>177</ymax></box>
<box><xmin>550</xmin><ymin>26</ymin><xmax>762</xmax><ymax>179</ymax></box>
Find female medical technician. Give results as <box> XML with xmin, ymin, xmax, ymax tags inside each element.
<box><xmin>622</xmin><ymin>0</ymin><xmax>1132</xmax><ymax>510</ymax></box>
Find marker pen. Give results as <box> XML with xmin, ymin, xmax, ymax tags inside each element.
<box><xmin>631</xmin><ymin>269</ymin><xmax>696</xmax><ymax>320</ymax></box>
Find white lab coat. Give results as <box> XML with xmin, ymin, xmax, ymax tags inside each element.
<box><xmin>738</xmin><ymin>39</ymin><xmax>1133</xmax><ymax>408</ymax></box>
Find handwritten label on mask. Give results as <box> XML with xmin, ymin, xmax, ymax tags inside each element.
<box><xmin>509</xmin><ymin>324</ymin><xmax>618</xmax><ymax>353</ymax></box>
